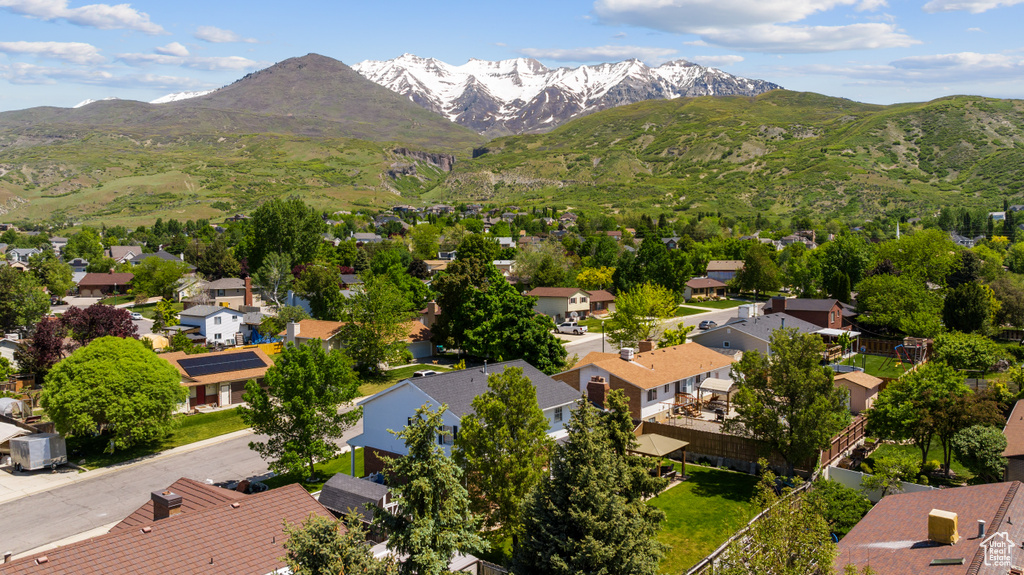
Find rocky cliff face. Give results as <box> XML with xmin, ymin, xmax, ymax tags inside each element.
<box><xmin>393</xmin><ymin>147</ymin><xmax>455</xmax><ymax>171</ymax></box>
<box><xmin>354</xmin><ymin>54</ymin><xmax>781</xmax><ymax>135</ymax></box>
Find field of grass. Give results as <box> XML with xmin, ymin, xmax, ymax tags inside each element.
<box><xmin>263</xmin><ymin>448</ymin><xmax>365</xmax><ymax>493</ymax></box>
<box><xmin>839</xmin><ymin>354</ymin><xmax>914</xmax><ymax>380</ymax></box>
<box><xmin>869</xmin><ymin>438</ymin><xmax>973</xmax><ymax>487</ymax></box>
<box><xmin>357</xmin><ymin>364</ymin><xmax>453</xmax><ymax>397</ymax></box>
<box><xmin>678</xmin><ymin>306</ymin><xmax>712</xmax><ymax>317</ymax></box>
<box><xmin>66</xmin><ymin>408</ymin><xmax>249</xmax><ymax>469</ymax></box>
<box><xmin>98</xmin><ymin>294</ymin><xmax>134</xmax><ymax>306</ymax></box>
<box><xmin>126</xmin><ymin>301</ymin><xmax>184</xmax><ymax>320</ymax></box>
<box><xmin>650</xmin><ymin>464</ymin><xmax>759</xmax><ymax>574</ymax></box>
<box><xmin>686</xmin><ymin>299</ymin><xmax>746</xmax><ymax>310</ymax></box>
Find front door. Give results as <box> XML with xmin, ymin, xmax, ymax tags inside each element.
<box><xmin>220</xmin><ymin>384</ymin><xmax>231</xmax><ymax>406</ymax></box>
<box><xmin>195</xmin><ymin>385</ymin><xmax>206</xmax><ymax>406</ymax></box>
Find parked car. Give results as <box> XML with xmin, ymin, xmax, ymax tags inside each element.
<box><xmin>130</xmin><ymin>312</ymin><xmax>143</xmax><ymax>320</ymax></box>
<box><xmin>698</xmin><ymin>320</ymin><xmax>717</xmax><ymax>330</ymax></box>
<box><xmin>413</xmin><ymin>370</ymin><xmax>438</xmax><ymax>378</ymax></box>
<box><xmin>556</xmin><ymin>321</ymin><xmax>588</xmax><ymax>335</ymax></box>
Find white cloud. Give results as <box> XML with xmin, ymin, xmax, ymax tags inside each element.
<box><xmin>967</xmin><ymin>27</ymin><xmax>983</xmax><ymax>32</ymax></box>
<box><xmin>799</xmin><ymin>51</ymin><xmax>1024</xmax><ymax>84</ymax></box>
<box><xmin>922</xmin><ymin>0</ymin><xmax>1024</xmax><ymax>13</ymax></box>
<box><xmin>691</xmin><ymin>54</ymin><xmax>745</xmax><ymax>67</ymax></box>
<box><xmin>0</xmin><ymin>41</ymin><xmax>103</xmax><ymax>64</ymax></box>
<box><xmin>519</xmin><ymin>45</ymin><xmax>679</xmax><ymax>64</ymax></box>
<box><xmin>0</xmin><ymin>0</ymin><xmax>164</xmax><ymax>34</ymax></box>
<box><xmin>592</xmin><ymin>0</ymin><xmax>917</xmax><ymax>52</ymax></box>
<box><xmin>0</xmin><ymin>62</ymin><xmax>207</xmax><ymax>89</ymax></box>
<box><xmin>194</xmin><ymin>25</ymin><xmax>257</xmax><ymax>44</ymax></box>
<box><xmin>117</xmin><ymin>51</ymin><xmax>260</xmax><ymax>71</ymax></box>
<box><xmin>613</xmin><ymin>32</ymin><xmax>627</xmax><ymax>38</ymax></box>
<box><xmin>155</xmin><ymin>42</ymin><xmax>189</xmax><ymax>57</ymax></box>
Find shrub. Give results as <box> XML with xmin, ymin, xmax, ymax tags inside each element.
<box><xmin>860</xmin><ymin>462</ymin><xmax>873</xmax><ymax>474</ymax></box>
<box><xmin>806</xmin><ymin>480</ymin><xmax>872</xmax><ymax>538</ymax></box>
<box><xmin>921</xmin><ymin>460</ymin><xmax>941</xmax><ymax>475</ymax></box>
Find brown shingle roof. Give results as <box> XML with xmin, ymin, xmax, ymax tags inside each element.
<box><xmin>106</xmin><ymin>246</ymin><xmax>143</xmax><ymax>262</ymax></box>
<box><xmin>405</xmin><ymin>321</ymin><xmax>432</xmax><ymax>343</ymax></box>
<box><xmin>834</xmin><ymin>371</ymin><xmax>883</xmax><ymax>390</ymax></box>
<box><xmin>110</xmin><ymin>478</ymin><xmax>241</xmax><ymax>532</ymax></box>
<box><xmin>291</xmin><ymin>319</ymin><xmax>345</xmax><ymax>341</ymax></box>
<box><xmin>1003</xmin><ymin>399</ymin><xmax>1024</xmax><ymax>458</ymax></box>
<box><xmin>686</xmin><ymin>277</ymin><xmax>728</xmax><ymax>289</ymax></box>
<box><xmin>526</xmin><ymin>287</ymin><xmax>589</xmax><ymax>298</ymax></box>
<box><xmin>160</xmin><ymin>347</ymin><xmax>274</xmax><ymax>386</ymax></box>
<box><xmin>0</xmin><ymin>483</ymin><xmax>334</xmax><ymax>575</ymax></box>
<box><xmin>565</xmin><ymin>343</ymin><xmax>735</xmax><ymax>390</ymax></box>
<box><xmin>77</xmin><ymin>272</ymin><xmax>134</xmax><ymax>287</ymax></box>
<box><xmin>706</xmin><ymin>260</ymin><xmax>745</xmax><ymax>272</ymax></box>
<box><xmin>587</xmin><ymin>290</ymin><xmax>615</xmax><ymax>302</ymax></box>
<box><xmin>837</xmin><ymin>482</ymin><xmax>1024</xmax><ymax>575</ymax></box>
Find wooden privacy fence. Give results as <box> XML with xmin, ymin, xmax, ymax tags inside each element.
<box><xmin>638</xmin><ymin>421</ymin><xmax>789</xmax><ymax>469</ymax></box>
<box><xmin>820</xmin><ymin>414</ymin><xmax>867</xmax><ymax>467</ymax></box>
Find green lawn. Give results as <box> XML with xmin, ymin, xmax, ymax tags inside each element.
<box><xmin>649</xmin><ymin>463</ymin><xmax>760</xmax><ymax>574</ymax></box>
<box><xmin>839</xmin><ymin>354</ymin><xmax>914</xmax><ymax>380</ymax></box>
<box><xmin>677</xmin><ymin>306</ymin><xmax>712</xmax><ymax>317</ymax></box>
<box><xmin>263</xmin><ymin>448</ymin><xmax>365</xmax><ymax>493</ymax></box>
<box><xmin>869</xmin><ymin>438</ymin><xmax>973</xmax><ymax>487</ymax></box>
<box><xmin>98</xmin><ymin>294</ymin><xmax>134</xmax><ymax>306</ymax></box>
<box><xmin>128</xmin><ymin>301</ymin><xmax>184</xmax><ymax>320</ymax></box>
<box><xmin>67</xmin><ymin>408</ymin><xmax>249</xmax><ymax>469</ymax></box>
<box><xmin>686</xmin><ymin>299</ymin><xmax>746</xmax><ymax>310</ymax></box>
<box><xmin>357</xmin><ymin>364</ymin><xmax>453</xmax><ymax>397</ymax></box>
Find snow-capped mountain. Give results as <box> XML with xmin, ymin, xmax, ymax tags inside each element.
<box><xmin>73</xmin><ymin>97</ymin><xmax>118</xmax><ymax>108</ymax></box>
<box><xmin>353</xmin><ymin>54</ymin><xmax>782</xmax><ymax>134</ymax></box>
<box><xmin>150</xmin><ymin>90</ymin><xmax>213</xmax><ymax>104</ymax></box>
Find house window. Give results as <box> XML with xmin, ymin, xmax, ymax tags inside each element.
<box><xmin>214</xmin><ymin>333</ymin><xmax>222</xmax><ymax>340</ymax></box>
<box><xmin>647</xmin><ymin>389</ymin><xmax>658</xmax><ymax>402</ymax></box>
<box><xmin>723</xmin><ymin>341</ymin><xmax>730</xmax><ymax>348</ymax></box>
<box><xmin>581</xmin><ymin>297</ymin><xmax>588</xmax><ymax>303</ymax></box>
<box><xmin>217</xmin><ymin>289</ymin><xmax>225</xmax><ymax>297</ymax></box>
<box><xmin>569</xmin><ymin>297</ymin><xmax>577</xmax><ymax>304</ymax></box>
<box><xmin>437</xmin><ymin>425</ymin><xmax>458</xmax><ymax>445</ymax></box>
<box><xmin>214</xmin><ymin>317</ymin><xmax>222</xmax><ymax>325</ymax></box>
<box><xmin>232</xmin><ymin>316</ymin><xmax>238</xmax><ymax>322</ymax></box>
<box><xmin>831</xmin><ymin>311</ymin><xmax>836</xmax><ymax>323</ymax></box>
<box><xmin>554</xmin><ymin>406</ymin><xmax>563</xmax><ymax>422</ymax></box>
<box><xmin>663</xmin><ymin>384</ymin><xmax>669</xmax><ymax>394</ymax></box>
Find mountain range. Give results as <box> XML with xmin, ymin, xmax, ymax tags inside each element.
<box><xmin>353</xmin><ymin>54</ymin><xmax>781</xmax><ymax>135</ymax></box>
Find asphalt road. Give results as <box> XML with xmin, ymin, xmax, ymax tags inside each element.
<box><xmin>563</xmin><ymin>304</ymin><xmax>762</xmax><ymax>357</ymax></box>
<box><xmin>0</xmin><ymin>419</ymin><xmax>362</xmax><ymax>555</ymax></box>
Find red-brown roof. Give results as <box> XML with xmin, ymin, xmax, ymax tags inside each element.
<box><xmin>587</xmin><ymin>290</ymin><xmax>615</xmax><ymax>302</ymax></box>
<box><xmin>706</xmin><ymin>260</ymin><xmax>745</xmax><ymax>272</ymax></box>
<box><xmin>0</xmin><ymin>483</ymin><xmax>335</xmax><ymax>575</ymax></box>
<box><xmin>837</xmin><ymin>482</ymin><xmax>1024</xmax><ymax>575</ymax></box>
<box><xmin>686</xmin><ymin>277</ymin><xmax>727</xmax><ymax>289</ymax></box>
<box><xmin>160</xmin><ymin>347</ymin><xmax>274</xmax><ymax>386</ymax></box>
<box><xmin>526</xmin><ymin>287</ymin><xmax>589</xmax><ymax>298</ymax></box>
<box><xmin>77</xmin><ymin>272</ymin><xmax>134</xmax><ymax>287</ymax></box>
<box><xmin>1004</xmin><ymin>399</ymin><xmax>1024</xmax><ymax>458</ymax></box>
<box><xmin>110</xmin><ymin>478</ymin><xmax>241</xmax><ymax>533</ymax></box>
<box><xmin>566</xmin><ymin>343</ymin><xmax>735</xmax><ymax>390</ymax></box>
<box><xmin>833</xmin><ymin>371</ymin><xmax>883</xmax><ymax>390</ymax></box>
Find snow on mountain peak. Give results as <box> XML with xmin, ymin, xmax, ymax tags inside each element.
<box><xmin>353</xmin><ymin>54</ymin><xmax>781</xmax><ymax>134</ymax></box>
<box><xmin>150</xmin><ymin>90</ymin><xmax>213</xmax><ymax>104</ymax></box>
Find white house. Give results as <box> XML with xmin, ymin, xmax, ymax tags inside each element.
<box><xmin>178</xmin><ymin>305</ymin><xmax>248</xmax><ymax>345</ymax></box>
<box><xmin>351</xmin><ymin>360</ymin><xmax>580</xmax><ymax>476</ymax></box>
<box><xmin>525</xmin><ymin>287</ymin><xmax>592</xmax><ymax>322</ymax></box>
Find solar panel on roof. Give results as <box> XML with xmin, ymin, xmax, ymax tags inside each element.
<box><xmin>178</xmin><ymin>351</ymin><xmax>267</xmax><ymax>378</ymax></box>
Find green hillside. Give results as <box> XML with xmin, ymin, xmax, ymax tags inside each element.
<box><xmin>424</xmin><ymin>91</ymin><xmax>1024</xmax><ymax>218</ymax></box>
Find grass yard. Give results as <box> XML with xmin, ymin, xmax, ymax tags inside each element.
<box><xmin>66</xmin><ymin>407</ymin><xmax>249</xmax><ymax>469</ymax></box>
<box><xmin>869</xmin><ymin>438</ymin><xmax>973</xmax><ymax>487</ymax></box>
<box><xmin>649</xmin><ymin>463</ymin><xmax>759</xmax><ymax>574</ymax></box>
<box><xmin>839</xmin><ymin>354</ymin><xmax>914</xmax><ymax>380</ymax></box>
<box><xmin>129</xmin><ymin>301</ymin><xmax>184</xmax><ymax>320</ymax></box>
<box><xmin>579</xmin><ymin>317</ymin><xmax>609</xmax><ymax>333</ymax></box>
<box><xmin>98</xmin><ymin>294</ymin><xmax>134</xmax><ymax>306</ymax></box>
<box><xmin>677</xmin><ymin>306</ymin><xmax>712</xmax><ymax>317</ymax></box>
<box><xmin>263</xmin><ymin>448</ymin><xmax>365</xmax><ymax>493</ymax></box>
<box><xmin>357</xmin><ymin>364</ymin><xmax>453</xmax><ymax>397</ymax></box>
<box><xmin>686</xmin><ymin>299</ymin><xmax>746</xmax><ymax>310</ymax></box>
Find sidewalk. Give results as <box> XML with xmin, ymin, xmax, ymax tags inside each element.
<box><xmin>0</xmin><ymin>428</ymin><xmax>254</xmax><ymax>506</ymax></box>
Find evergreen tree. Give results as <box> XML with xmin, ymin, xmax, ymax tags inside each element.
<box><xmin>513</xmin><ymin>399</ymin><xmax>666</xmax><ymax>575</ymax></box>
<box><xmin>373</xmin><ymin>404</ymin><xmax>486</xmax><ymax>575</ymax></box>
<box><xmin>283</xmin><ymin>514</ymin><xmax>397</xmax><ymax>575</ymax></box>
<box><xmin>603</xmin><ymin>389</ymin><xmax>667</xmax><ymax>501</ymax></box>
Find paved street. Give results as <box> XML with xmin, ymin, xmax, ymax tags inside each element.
<box><xmin>563</xmin><ymin>303</ymin><xmax>762</xmax><ymax>357</ymax></box>
<box><xmin>0</xmin><ymin>419</ymin><xmax>362</xmax><ymax>556</ymax></box>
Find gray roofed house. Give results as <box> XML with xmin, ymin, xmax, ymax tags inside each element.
<box><xmin>179</xmin><ymin>305</ymin><xmax>229</xmax><ymax>318</ymax></box>
<box><xmin>351</xmin><ymin>360</ymin><xmax>580</xmax><ymax>475</ymax></box>
<box><xmin>352</xmin><ymin>232</ymin><xmax>384</xmax><ymax>244</ymax></box>
<box><xmin>130</xmin><ymin>249</ymin><xmax>197</xmax><ymax>271</ymax></box>
<box><xmin>7</xmin><ymin>248</ymin><xmax>40</xmax><ymax>263</ymax></box>
<box><xmin>340</xmin><ymin>274</ymin><xmax>362</xmax><ymax>287</ymax></box>
<box><xmin>106</xmin><ymin>245</ymin><xmax>144</xmax><ymax>263</ymax></box>
<box><xmin>689</xmin><ymin>312</ymin><xmax>823</xmax><ymax>355</ymax></box>
<box><xmin>318</xmin><ymin>474</ymin><xmax>391</xmax><ymax>526</ymax></box>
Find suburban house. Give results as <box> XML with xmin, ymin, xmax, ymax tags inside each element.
<box><xmin>352</xmin><ymin>232</ymin><xmax>384</xmax><ymax>244</ymax></box>
<box><xmin>0</xmin><ymin>477</ymin><xmax>332</xmax><ymax>575</ymax></box>
<box><xmin>662</xmin><ymin>237</ymin><xmax>682</xmax><ymax>250</ymax></box>
<box><xmin>129</xmin><ymin>249</ymin><xmax>196</xmax><ymax>272</ymax></box>
<box><xmin>706</xmin><ymin>260</ymin><xmax>745</xmax><ymax>283</ymax></box>
<box><xmin>833</xmin><ymin>370</ymin><xmax>882</xmax><ymax>414</ymax></box>
<box><xmin>49</xmin><ymin>237</ymin><xmax>67</xmax><ymax>253</ymax></box>
<box><xmin>282</xmin><ymin>319</ymin><xmax>434</xmax><ymax>360</ymax></box>
<box><xmin>526</xmin><ymin>287</ymin><xmax>592</xmax><ymax>322</ymax></box>
<box><xmin>319</xmin><ymin>474</ymin><xmax>393</xmax><ymax>541</ymax></box>
<box><xmin>555</xmin><ymin>343</ymin><xmax>736</xmax><ymax>422</ymax></box>
<box><xmin>161</xmin><ymin>347</ymin><xmax>273</xmax><ymax>410</ymax></box>
<box><xmin>77</xmin><ymin>272</ymin><xmax>133</xmax><ymax>297</ymax></box>
<box><xmin>684</xmin><ymin>277</ymin><xmax>728</xmax><ymax>301</ymax></box>
<box><xmin>836</xmin><ymin>482</ymin><xmax>1024</xmax><ymax>575</ymax></box>
<box><xmin>588</xmin><ymin>290</ymin><xmax>616</xmax><ymax>315</ymax></box>
<box><xmin>184</xmin><ymin>277</ymin><xmax>252</xmax><ymax>310</ymax></box>
<box><xmin>352</xmin><ymin>360</ymin><xmax>579</xmax><ymax>475</ymax></box>
<box><xmin>688</xmin><ymin>311</ymin><xmax>822</xmax><ymax>355</ymax></box>
<box><xmin>105</xmin><ymin>245</ymin><xmax>144</xmax><ymax>264</ymax></box>
<box><xmin>7</xmin><ymin>248</ymin><xmax>40</xmax><ymax>264</ymax></box>
<box><xmin>67</xmin><ymin>257</ymin><xmax>89</xmax><ymax>273</ymax></box>
<box><xmin>178</xmin><ymin>305</ymin><xmax>248</xmax><ymax>345</ymax></box>
<box><xmin>493</xmin><ymin>260</ymin><xmax>515</xmax><ymax>276</ymax></box>
<box><xmin>0</xmin><ymin>337</ymin><xmax>20</xmax><ymax>370</ymax></box>
<box><xmin>762</xmin><ymin>297</ymin><xmax>854</xmax><ymax>331</ymax></box>
<box><xmin>1004</xmin><ymin>400</ymin><xmax>1024</xmax><ymax>482</ymax></box>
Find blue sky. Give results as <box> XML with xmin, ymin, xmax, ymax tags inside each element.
<box><xmin>1</xmin><ymin>0</ymin><xmax>1023</xmax><ymax>112</ymax></box>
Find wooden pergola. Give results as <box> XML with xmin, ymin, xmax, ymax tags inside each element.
<box><xmin>629</xmin><ymin>433</ymin><xmax>690</xmax><ymax>479</ymax></box>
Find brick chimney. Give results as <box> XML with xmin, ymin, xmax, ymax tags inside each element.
<box><xmin>770</xmin><ymin>296</ymin><xmax>787</xmax><ymax>312</ymax></box>
<box><xmin>152</xmin><ymin>490</ymin><xmax>182</xmax><ymax>520</ymax></box>
<box><xmin>423</xmin><ymin>301</ymin><xmax>439</xmax><ymax>328</ymax></box>
<box><xmin>244</xmin><ymin>276</ymin><xmax>252</xmax><ymax>307</ymax></box>
<box><xmin>286</xmin><ymin>321</ymin><xmax>300</xmax><ymax>344</ymax></box>
<box><xmin>587</xmin><ymin>376</ymin><xmax>610</xmax><ymax>408</ymax></box>
<box><xmin>638</xmin><ymin>340</ymin><xmax>655</xmax><ymax>353</ymax></box>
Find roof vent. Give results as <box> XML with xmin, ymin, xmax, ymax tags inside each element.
<box><xmin>141</xmin><ymin>526</ymin><xmax>152</xmax><ymax>533</ymax></box>
<box><xmin>35</xmin><ymin>556</ymin><xmax>48</xmax><ymax>565</ymax></box>
<box><xmin>928</xmin><ymin>509</ymin><xmax>960</xmax><ymax>545</ymax></box>
<box><xmin>620</xmin><ymin>348</ymin><xmax>634</xmax><ymax>361</ymax></box>
<box><xmin>231</xmin><ymin>502</ymin><xmax>241</xmax><ymax>508</ymax></box>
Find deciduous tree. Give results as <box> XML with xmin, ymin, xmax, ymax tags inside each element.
<box><xmin>61</xmin><ymin>304</ymin><xmax>137</xmax><ymax>350</ymax></box>
<box><xmin>725</xmin><ymin>328</ymin><xmax>851</xmax><ymax>475</ymax></box>
<box><xmin>41</xmin><ymin>337</ymin><xmax>187</xmax><ymax>450</ymax></box>
<box><xmin>237</xmin><ymin>198</ymin><xmax>327</xmax><ymax>273</ymax></box>
<box><xmin>241</xmin><ymin>341</ymin><xmax>360</xmax><ymax>480</ymax></box>
<box><xmin>296</xmin><ymin>263</ymin><xmax>346</xmax><ymax>321</ymax></box>
<box><xmin>951</xmin><ymin>425</ymin><xmax>1007</xmax><ymax>483</ymax></box>
<box><xmin>130</xmin><ymin>257</ymin><xmax>192</xmax><ymax>299</ymax></box>
<box><xmin>373</xmin><ymin>404</ymin><xmax>486</xmax><ymax>575</ymax></box>
<box><xmin>339</xmin><ymin>275</ymin><xmax>410</xmax><ymax>376</ymax></box>
<box><xmin>28</xmin><ymin>251</ymin><xmax>73</xmax><ymax>300</ymax></box>
<box><xmin>252</xmin><ymin>252</ymin><xmax>293</xmax><ymax>307</ymax></box>
<box><xmin>14</xmin><ymin>317</ymin><xmax>67</xmax><ymax>381</ymax></box>
<box><xmin>0</xmin><ymin>266</ymin><xmax>49</xmax><ymax>333</ymax></box>
<box><xmin>732</xmin><ymin>243</ymin><xmax>780</xmax><ymax>302</ymax></box>
<box><xmin>607</xmin><ymin>283</ymin><xmax>678</xmax><ymax>350</ymax></box>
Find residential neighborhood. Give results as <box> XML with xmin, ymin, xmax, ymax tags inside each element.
<box><xmin>2</xmin><ymin>199</ymin><xmax>1024</xmax><ymax>575</ymax></box>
